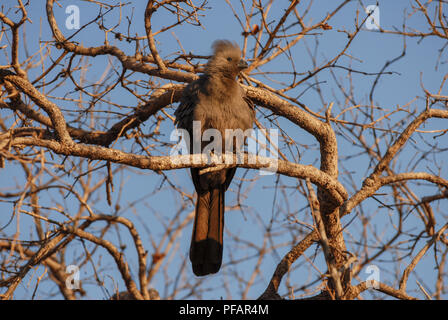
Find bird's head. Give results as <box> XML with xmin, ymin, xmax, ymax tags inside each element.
<box><xmin>205</xmin><ymin>40</ymin><xmax>248</xmax><ymax>79</ymax></box>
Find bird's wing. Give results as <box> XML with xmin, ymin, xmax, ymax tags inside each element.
<box><xmin>221</xmin><ymin>88</ymin><xmax>254</xmax><ymax>191</ymax></box>
<box><xmin>174</xmin><ymin>88</ymin><xmax>195</xmax><ymax>134</ymax></box>
<box><xmin>175</xmin><ymin>79</ymin><xmax>203</xmax><ymax>192</ymax></box>
<box><xmin>174</xmin><ymin>76</ymin><xmax>208</xmax><ymax>133</ymax></box>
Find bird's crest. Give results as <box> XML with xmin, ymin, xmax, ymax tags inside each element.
<box><xmin>206</xmin><ymin>40</ymin><xmax>243</xmax><ymax>78</ymax></box>
<box><xmin>211</xmin><ymin>40</ymin><xmax>241</xmax><ymax>58</ymax></box>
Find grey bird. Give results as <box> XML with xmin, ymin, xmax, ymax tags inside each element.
<box><xmin>175</xmin><ymin>40</ymin><xmax>255</xmax><ymax>276</ymax></box>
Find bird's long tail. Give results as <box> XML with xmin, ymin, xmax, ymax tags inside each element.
<box><xmin>189</xmin><ymin>187</ymin><xmax>224</xmax><ymax>276</ymax></box>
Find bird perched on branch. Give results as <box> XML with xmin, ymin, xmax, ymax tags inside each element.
<box><xmin>175</xmin><ymin>40</ymin><xmax>255</xmax><ymax>276</ymax></box>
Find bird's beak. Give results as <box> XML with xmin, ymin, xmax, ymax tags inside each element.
<box><xmin>238</xmin><ymin>59</ymin><xmax>249</xmax><ymax>70</ymax></box>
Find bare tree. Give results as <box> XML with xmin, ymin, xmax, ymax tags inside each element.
<box><xmin>0</xmin><ymin>0</ymin><xmax>447</xmax><ymax>300</ymax></box>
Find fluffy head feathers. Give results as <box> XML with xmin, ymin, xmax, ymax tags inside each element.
<box><xmin>205</xmin><ymin>40</ymin><xmax>247</xmax><ymax>78</ymax></box>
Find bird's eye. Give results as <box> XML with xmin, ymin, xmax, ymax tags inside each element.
<box><xmin>227</xmin><ymin>57</ymin><xmax>232</xmax><ymax>61</ymax></box>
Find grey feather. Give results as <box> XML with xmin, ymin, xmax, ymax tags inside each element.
<box><xmin>174</xmin><ymin>40</ymin><xmax>255</xmax><ymax>276</ymax></box>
